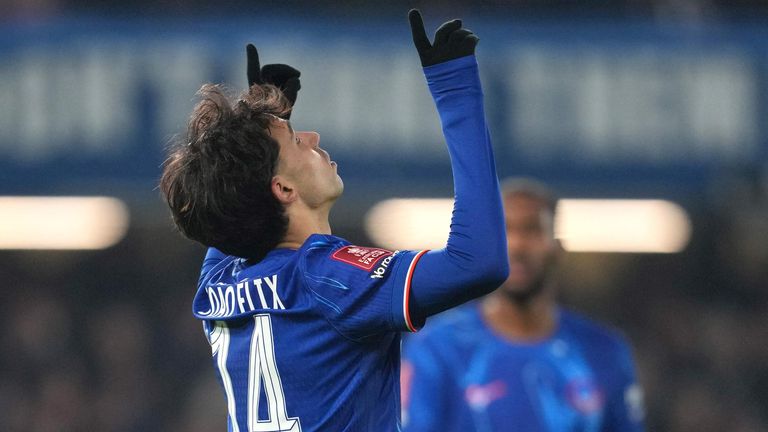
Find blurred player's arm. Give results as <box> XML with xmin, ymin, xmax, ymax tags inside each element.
<box><xmin>602</xmin><ymin>340</ymin><xmax>646</xmax><ymax>432</ymax></box>
<box><xmin>401</xmin><ymin>341</ymin><xmax>452</xmax><ymax>431</ymax></box>
<box><xmin>406</xmin><ymin>10</ymin><xmax>509</xmax><ymax>324</ymax></box>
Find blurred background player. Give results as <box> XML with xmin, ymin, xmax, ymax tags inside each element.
<box><xmin>159</xmin><ymin>10</ymin><xmax>508</xmax><ymax>432</ymax></box>
<box><xmin>402</xmin><ymin>178</ymin><xmax>645</xmax><ymax>432</ymax></box>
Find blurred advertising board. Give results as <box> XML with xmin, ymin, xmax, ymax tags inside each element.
<box><xmin>1</xmin><ymin>17</ymin><xmax>765</xmax><ymax>197</ymax></box>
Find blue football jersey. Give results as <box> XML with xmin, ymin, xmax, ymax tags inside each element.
<box><xmin>193</xmin><ymin>234</ymin><xmax>426</xmax><ymax>432</ymax></box>
<box><xmin>402</xmin><ymin>304</ymin><xmax>645</xmax><ymax>432</ymax></box>
<box><xmin>189</xmin><ymin>53</ymin><xmax>508</xmax><ymax>432</ymax></box>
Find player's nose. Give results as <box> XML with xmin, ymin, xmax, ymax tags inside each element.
<box><xmin>297</xmin><ymin>131</ymin><xmax>320</xmax><ymax>148</ymax></box>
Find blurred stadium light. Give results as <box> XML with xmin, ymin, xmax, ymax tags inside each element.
<box><xmin>365</xmin><ymin>199</ymin><xmax>453</xmax><ymax>250</ymax></box>
<box><xmin>365</xmin><ymin>198</ymin><xmax>691</xmax><ymax>253</ymax></box>
<box><xmin>555</xmin><ymin>199</ymin><xmax>691</xmax><ymax>253</ymax></box>
<box><xmin>0</xmin><ymin>196</ymin><xmax>129</xmax><ymax>249</ymax></box>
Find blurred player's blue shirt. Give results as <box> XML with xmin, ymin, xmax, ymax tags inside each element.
<box><xmin>194</xmin><ymin>235</ymin><xmax>425</xmax><ymax>432</ymax></box>
<box><xmin>402</xmin><ymin>304</ymin><xmax>645</xmax><ymax>432</ymax></box>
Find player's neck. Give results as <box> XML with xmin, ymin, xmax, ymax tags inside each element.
<box><xmin>481</xmin><ymin>287</ymin><xmax>557</xmax><ymax>342</ymax></box>
<box><xmin>277</xmin><ymin>205</ymin><xmax>332</xmax><ymax>249</ymax></box>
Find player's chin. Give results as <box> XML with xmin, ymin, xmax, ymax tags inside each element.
<box><xmin>332</xmin><ymin>177</ymin><xmax>344</xmax><ymax>198</ymax></box>
<box><xmin>500</xmin><ymin>283</ymin><xmax>539</xmax><ymax>302</ymax></box>
<box><xmin>502</xmin><ymin>273</ymin><xmax>535</xmax><ymax>293</ymax></box>
<box><xmin>503</xmin><ymin>280</ymin><xmax>529</xmax><ymax>294</ymax></box>
<box><xmin>507</xmin><ymin>265</ymin><xmax>531</xmax><ymax>285</ymax></box>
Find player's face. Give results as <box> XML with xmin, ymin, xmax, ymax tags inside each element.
<box><xmin>270</xmin><ymin>118</ymin><xmax>343</xmax><ymax>208</ymax></box>
<box><xmin>500</xmin><ymin>194</ymin><xmax>559</xmax><ymax>301</ymax></box>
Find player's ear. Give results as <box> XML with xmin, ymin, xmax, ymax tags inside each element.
<box><xmin>271</xmin><ymin>175</ymin><xmax>297</xmax><ymax>204</ymax></box>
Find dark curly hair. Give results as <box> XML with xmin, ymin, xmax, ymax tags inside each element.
<box><xmin>160</xmin><ymin>83</ymin><xmax>292</xmax><ymax>261</ymax></box>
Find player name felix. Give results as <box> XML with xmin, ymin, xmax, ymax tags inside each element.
<box><xmin>201</xmin><ymin>275</ymin><xmax>285</xmax><ymax>319</ymax></box>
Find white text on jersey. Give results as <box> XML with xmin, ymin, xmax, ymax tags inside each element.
<box><xmin>370</xmin><ymin>254</ymin><xmax>394</xmax><ymax>279</ymax></box>
<box><xmin>204</xmin><ymin>275</ymin><xmax>285</xmax><ymax>318</ymax></box>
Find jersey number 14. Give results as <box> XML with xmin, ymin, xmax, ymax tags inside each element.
<box><xmin>210</xmin><ymin>314</ymin><xmax>302</xmax><ymax>432</ymax></box>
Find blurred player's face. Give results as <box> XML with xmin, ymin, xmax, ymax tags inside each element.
<box><xmin>500</xmin><ymin>194</ymin><xmax>560</xmax><ymax>302</ymax></box>
<box><xmin>271</xmin><ymin>118</ymin><xmax>343</xmax><ymax>208</ymax></box>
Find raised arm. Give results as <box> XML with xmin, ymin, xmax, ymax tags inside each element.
<box><xmin>407</xmin><ymin>10</ymin><xmax>509</xmax><ymax>323</ymax></box>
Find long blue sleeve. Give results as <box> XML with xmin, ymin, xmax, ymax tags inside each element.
<box><xmin>408</xmin><ymin>55</ymin><xmax>509</xmax><ymax>322</ymax></box>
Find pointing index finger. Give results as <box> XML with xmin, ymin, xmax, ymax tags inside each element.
<box><xmin>408</xmin><ymin>9</ymin><xmax>431</xmax><ymax>52</ymax></box>
<box><xmin>246</xmin><ymin>43</ymin><xmax>262</xmax><ymax>86</ymax></box>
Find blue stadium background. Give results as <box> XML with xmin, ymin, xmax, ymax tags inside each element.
<box><xmin>1</xmin><ymin>1</ymin><xmax>767</xmax><ymax>430</ymax></box>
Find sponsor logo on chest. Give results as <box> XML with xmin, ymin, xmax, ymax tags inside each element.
<box><xmin>331</xmin><ymin>245</ymin><xmax>393</xmax><ymax>271</ymax></box>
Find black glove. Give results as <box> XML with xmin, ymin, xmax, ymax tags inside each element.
<box><xmin>408</xmin><ymin>9</ymin><xmax>479</xmax><ymax>67</ymax></box>
<box><xmin>246</xmin><ymin>44</ymin><xmax>301</xmax><ymax>113</ymax></box>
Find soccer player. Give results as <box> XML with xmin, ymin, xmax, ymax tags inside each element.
<box><xmin>402</xmin><ymin>178</ymin><xmax>646</xmax><ymax>432</ymax></box>
<box><xmin>159</xmin><ymin>10</ymin><xmax>508</xmax><ymax>432</ymax></box>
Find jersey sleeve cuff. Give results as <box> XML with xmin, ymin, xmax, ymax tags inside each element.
<box><xmin>422</xmin><ymin>55</ymin><xmax>477</xmax><ymax>77</ymax></box>
<box><xmin>390</xmin><ymin>250</ymin><xmax>429</xmax><ymax>332</ymax></box>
